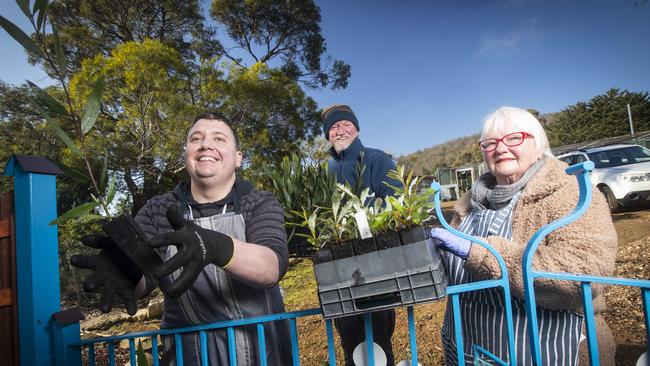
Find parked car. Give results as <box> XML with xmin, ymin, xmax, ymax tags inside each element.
<box><xmin>556</xmin><ymin>144</ymin><xmax>650</xmax><ymax>211</ymax></box>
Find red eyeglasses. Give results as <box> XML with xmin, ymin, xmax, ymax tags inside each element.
<box><xmin>478</xmin><ymin>132</ymin><xmax>534</xmax><ymax>152</ymax></box>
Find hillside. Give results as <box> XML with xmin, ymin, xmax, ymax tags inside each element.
<box><xmin>396</xmin><ymin>111</ymin><xmax>561</xmax><ymax>175</ymax></box>
<box><xmin>397</xmin><ymin>134</ymin><xmax>483</xmax><ymax>175</ymax></box>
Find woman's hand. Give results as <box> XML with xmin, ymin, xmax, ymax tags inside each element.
<box><xmin>430</xmin><ymin>228</ymin><xmax>472</xmax><ymax>259</ymax></box>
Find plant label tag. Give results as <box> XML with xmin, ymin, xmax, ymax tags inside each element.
<box><xmin>354</xmin><ymin>211</ymin><xmax>372</xmax><ymax>239</ymax></box>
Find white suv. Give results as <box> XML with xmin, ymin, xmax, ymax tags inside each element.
<box><xmin>556</xmin><ymin>144</ymin><xmax>650</xmax><ymax>211</ymax></box>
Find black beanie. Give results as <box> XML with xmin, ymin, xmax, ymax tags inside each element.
<box><xmin>321</xmin><ymin>104</ymin><xmax>359</xmax><ymax>138</ymax></box>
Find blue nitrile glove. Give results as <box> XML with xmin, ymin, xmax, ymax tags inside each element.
<box><xmin>430</xmin><ymin>228</ymin><xmax>472</xmax><ymax>260</ymax></box>
<box><xmin>150</xmin><ymin>206</ymin><xmax>234</xmax><ymax>298</ymax></box>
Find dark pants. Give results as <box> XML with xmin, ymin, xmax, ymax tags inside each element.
<box><xmin>334</xmin><ymin>309</ymin><xmax>396</xmax><ymax>366</ymax></box>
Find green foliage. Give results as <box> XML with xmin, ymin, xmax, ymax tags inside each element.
<box><xmin>4</xmin><ymin>0</ymin><xmax>350</xmax><ymax>222</ymax></box>
<box><xmin>291</xmin><ymin>190</ymin><xmax>357</xmax><ymax>247</ymax></box>
<box><xmin>384</xmin><ymin>166</ymin><xmax>435</xmax><ymax>229</ymax></box>
<box><xmin>27</xmin><ymin>81</ymin><xmax>70</xmax><ymax>117</ymax></box>
<box><xmin>266</xmin><ymin>153</ymin><xmax>337</xmax><ymax>243</ymax></box>
<box><xmin>49</xmin><ymin>202</ymin><xmax>100</xmax><ymax>225</ymax></box>
<box><xmin>2</xmin><ymin>2</ymin><xmax>110</xmax><ymax>224</ymax></box>
<box><xmin>57</xmin><ymin>218</ymin><xmax>103</xmax><ymax>305</ymax></box>
<box><xmin>32</xmin><ymin>102</ymin><xmax>81</xmax><ymax>156</ymax></box>
<box><xmin>318</xmin><ymin>190</ymin><xmax>356</xmax><ymax>244</ymax></box>
<box><xmin>292</xmin><ymin>207</ymin><xmax>327</xmax><ymax>248</ymax></box>
<box><xmin>220</xmin><ymin>62</ymin><xmax>323</xmax><ymax>175</ymax></box>
<box><xmin>0</xmin><ymin>82</ymin><xmax>95</xmax><ymax>210</ymax></box>
<box><xmin>80</xmin><ymin>76</ymin><xmax>104</xmax><ymax>134</ymax></box>
<box><xmin>546</xmin><ymin>88</ymin><xmax>650</xmax><ymax>146</ymax></box>
<box><xmin>31</xmin><ymin>0</ymin><xmax>213</xmax><ymax>75</ymax></box>
<box><xmin>69</xmin><ymin>39</ymin><xmax>190</xmax><ymax>214</ymax></box>
<box><xmin>136</xmin><ymin>339</ymin><xmax>149</xmax><ymax>366</ymax></box>
<box><xmin>0</xmin><ymin>14</ymin><xmax>41</xmax><ymax>56</ymax></box>
<box><xmin>284</xmin><ymin>164</ymin><xmax>434</xmax><ymax>248</ymax></box>
<box><xmin>210</xmin><ymin>0</ymin><xmax>350</xmax><ymax>90</ymax></box>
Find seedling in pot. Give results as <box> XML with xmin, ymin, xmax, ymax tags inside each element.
<box><xmin>267</xmin><ymin>154</ymin><xmax>337</xmax><ymax>252</ymax></box>
<box><xmin>384</xmin><ymin>166</ymin><xmax>436</xmax><ymax>243</ymax></box>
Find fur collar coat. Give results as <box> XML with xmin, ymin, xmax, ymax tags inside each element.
<box><xmin>452</xmin><ymin>157</ymin><xmax>618</xmax><ymax>313</ymax></box>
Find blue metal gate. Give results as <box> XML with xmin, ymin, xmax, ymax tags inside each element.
<box><xmin>5</xmin><ymin>156</ymin><xmax>650</xmax><ymax>366</ymax></box>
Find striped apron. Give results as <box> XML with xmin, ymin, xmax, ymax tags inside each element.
<box><xmin>441</xmin><ymin>191</ymin><xmax>583</xmax><ymax>365</ymax></box>
<box><xmin>160</xmin><ymin>195</ymin><xmax>290</xmax><ymax>365</ymax></box>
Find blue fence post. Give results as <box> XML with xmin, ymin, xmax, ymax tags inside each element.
<box><xmin>51</xmin><ymin>308</ymin><xmax>84</xmax><ymax>366</ymax></box>
<box><xmin>4</xmin><ymin>154</ymin><xmax>63</xmax><ymax>366</ymax></box>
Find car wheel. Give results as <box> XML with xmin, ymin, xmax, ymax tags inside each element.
<box><xmin>599</xmin><ymin>186</ymin><xmax>620</xmax><ymax>212</ymax></box>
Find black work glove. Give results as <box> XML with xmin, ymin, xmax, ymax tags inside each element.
<box><xmin>69</xmin><ymin>235</ymin><xmax>142</xmax><ymax>315</ymax></box>
<box><xmin>150</xmin><ymin>206</ymin><xmax>234</xmax><ymax>298</ymax></box>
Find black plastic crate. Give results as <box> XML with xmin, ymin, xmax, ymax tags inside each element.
<box><xmin>313</xmin><ymin>238</ymin><xmax>448</xmax><ymax>318</ymax></box>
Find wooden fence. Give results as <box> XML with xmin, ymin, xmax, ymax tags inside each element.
<box><xmin>0</xmin><ymin>191</ymin><xmax>18</xmax><ymax>366</ymax></box>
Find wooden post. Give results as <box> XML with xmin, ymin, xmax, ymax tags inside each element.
<box><xmin>0</xmin><ymin>191</ymin><xmax>18</xmax><ymax>366</ymax></box>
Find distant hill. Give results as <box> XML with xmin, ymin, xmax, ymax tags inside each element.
<box><xmin>397</xmin><ymin>110</ymin><xmax>562</xmax><ymax>176</ymax></box>
<box><xmin>397</xmin><ymin>134</ymin><xmax>483</xmax><ymax>175</ymax></box>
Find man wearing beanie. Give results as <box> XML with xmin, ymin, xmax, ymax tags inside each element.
<box><xmin>322</xmin><ymin>104</ymin><xmax>399</xmax><ymax>366</ymax></box>
<box><xmin>322</xmin><ymin>104</ymin><xmax>398</xmax><ymax>199</ymax></box>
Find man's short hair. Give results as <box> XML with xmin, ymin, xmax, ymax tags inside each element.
<box><xmin>191</xmin><ymin>112</ymin><xmax>240</xmax><ymax>149</ymax></box>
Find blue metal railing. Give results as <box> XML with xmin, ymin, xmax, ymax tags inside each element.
<box><xmin>434</xmin><ymin>161</ymin><xmax>650</xmax><ymax>365</ymax></box>
<box><xmin>73</xmin><ymin>306</ymin><xmax>426</xmax><ymax>366</ymax></box>
<box><xmin>74</xmin><ymin>309</ymin><xmax>325</xmax><ymax>366</ymax></box>
<box><xmin>521</xmin><ymin>161</ymin><xmax>650</xmax><ymax>365</ymax></box>
<box><xmin>431</xmin><ymin>181</ymin><xmax>517</xmax><ymax>366</ymax></box>
<box><xmin>58</xmin><ymin>162</ymin><xmax>650</xmax><ymax>366</ymax></box>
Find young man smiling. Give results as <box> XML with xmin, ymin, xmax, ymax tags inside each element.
<box><xmin>322</xmin><ymin>104</ymin><xmax>400</xmax><ymax>366</ymax></box>
<box><xmin>72</xmin><ymin>112</ymin><xmax>292</xmax><ymax>365</ymax></box>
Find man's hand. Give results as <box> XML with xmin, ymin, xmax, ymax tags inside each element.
<box><xmin>430</xmin><ymin>228</ymin><xmax>472</xmax><ymax>260</ymax></box>
<box><xmin>69</xmin><ymin>235</ymin><xmax>143</xmax><ymax>315</ymax></box>
<box><xmin>150</xmin><ymin>206</ymin><xmax>234</xmax><ymax>298</ymax></box>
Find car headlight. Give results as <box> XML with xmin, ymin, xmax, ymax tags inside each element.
<box><xmin>618</xmin><ymin>173</ymin><xmax>650</xmax><ymax>182</ymax></box>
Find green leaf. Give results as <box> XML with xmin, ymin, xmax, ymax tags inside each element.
<box><xmin>49</xmin><ymin>202</ymin><xmax>100</xmax><ymax>225</ymax></box>
<box><xmin>81</xmin><ymin>76</ymin><xmax>105</xmax><ymax>135</ymax></box>
<box><xmin>33</xmin><ymin>104</ymin><xmax>82</xmax><ymax>156</ymax></box>
<box><xmin>28</xmin><ymin>81</ymin><xmax>69</xmax><ymax>117</ymax></box>
<box><xmin>59</xmin><ymin>163</ymin><xmax>90</xmax><ymax>184</ymax></box>
<box><xmin>34</xmin><ymin>0</ymin><xmax>49</xmax><ymax>32</ymax></box>
<box><xmin>0</xmin><ymin>15</ymin><xmax>41</xmax><ymax>57</ymax></box>
<box><xmin>77</xmin><ymin>214</ymin><xmax>105</xmax><ymax>223</ymax></box>
<box><xmin>16</xmin><ymin>0</ymin><xmax>31</xmax><ymax>18</ymax></box>
<box><xmin>106</xmin><ymin>176</ymin><xmax>117</xmax><ymax>205</ymax></box>
<box><xmin>99</xmin><ymin>152</ymin><xmax>108</xmax><ymax>193</ymax></box>
<box><xmin>50</xmin><ymin>20</ymin><xmax>67</xmax><ymax>78</ymax></box>
<box><xmin>33</xmin><ymin>0</ymin><xmax>48</xmax><ymax>13</ymax></box>
<box><xmin>136</xmin><ymin>340</ymin><xmax>149</xmax><ymax>366</ymax></box>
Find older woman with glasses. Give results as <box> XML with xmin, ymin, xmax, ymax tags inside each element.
<box><xmin>431</xmin><ymin>106</ymin><xmax>618</xmax><ymax>365</ymax></box>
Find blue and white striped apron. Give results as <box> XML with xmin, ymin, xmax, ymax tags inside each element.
<box><xmin>441</xmin><ymin>191</ymin><xmax>583</xmax><ymax>365</ymax></box>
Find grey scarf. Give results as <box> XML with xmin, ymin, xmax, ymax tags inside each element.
<box><xmin>471</xmin><ymin>158</ymin><xmax>545</xmax><ymax>210</ymax></box>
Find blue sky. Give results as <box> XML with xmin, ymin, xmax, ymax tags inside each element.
<box><xmin>2</xmin><ymin>0</ymin><xmax>650</xmax><ymax>157</ymax></box>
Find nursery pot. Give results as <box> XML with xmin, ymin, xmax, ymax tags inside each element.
<box><xmin>330</xmin><ymin>240</ymin><xmax>356</xmax><ymax>260</ymax></box>
<box><xmin>399</xmin><ymin>225</ymin><xmax>429</xmax><ymax>245</ymax></box>
<box><xmin>287</xmin><ymin>226</ymin><xmax>316</xmax><ymax>258</ymax></box>
<box><xmin>375</xmin><ymin>230</ymin><xmax>401</xmax><ymax>250</ymax></box>
<box><xmin>311</xmin><ymin>247</ymin><xmax>333</xmax><ymax>264</ymax></box>
<box><xmin>353</xmin><ymin>237</ymin><xmax>377</xmax><ymax>255</ymax></box>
